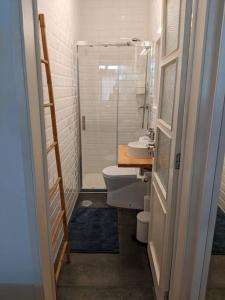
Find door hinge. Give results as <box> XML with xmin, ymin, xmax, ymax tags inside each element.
<box><xmin>164</xmin><ymin>291</ymin><xmax>169</xmax><ymax>300</ymax></box>
<box><xmin>175</xmin><ymin>153</ymin><xmax>181</xmax><ymax>170</ymax></box>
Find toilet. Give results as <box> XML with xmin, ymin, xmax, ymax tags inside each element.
<box><xmin>102</xmin><ymin>165</ymin><xmax>147</xmax><ymax>209</ymax></box>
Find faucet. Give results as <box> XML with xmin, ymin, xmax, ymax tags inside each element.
<box><xmin>145</xmin><ymin>128</ymin><xmax>155</xmax><ymax>158</ymax></box>
<box><xmin>145</xmin><ymin>128</ymin><xmax>155</xmax><ymax>142</ymax></box>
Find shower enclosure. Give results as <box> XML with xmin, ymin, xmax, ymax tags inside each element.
<box><xmin>77</xmin><ymin>41</ymin><xmax>154</xmax><ymax>190</ymax></box>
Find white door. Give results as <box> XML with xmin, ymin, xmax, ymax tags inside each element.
<box><xmin>148</xmin><ymin>0</ymin><xmax>192</xmax><ymax>299</ymax></box>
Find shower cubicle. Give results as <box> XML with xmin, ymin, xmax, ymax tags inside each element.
<box><xmin>77</xmin><ymin>41</ymin><xmax>155</xmax><ymax>190</ymax></box>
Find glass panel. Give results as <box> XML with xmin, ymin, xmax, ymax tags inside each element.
<box><xmin>79</xmin><ymin>45</ymin><xmax>153</xmax><ymax>189</ymax></box>
<box><xmin>79</xmin><ymin>46</ymin><xmax>119</xmax><ymax>189</ymax></box>
<box><xmin>160</xmin><ymin>61</ymin><xmax>176</xmax><ymax>126</ymax></box>
<box><xmin>117</xmin><ymin>46</ymin><xmax>148</xmax><ymax>144</ymax></box>
<box><xmin>155</xmin><ymin>129</ymin><xmax>171</xmax><ymax>192</ymax></box>
<box><xmin>165</xmin><ymin>0</ymin><xmax>180</xmax><ymax>55</ymax></box>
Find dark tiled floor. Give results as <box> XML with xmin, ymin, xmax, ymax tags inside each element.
<box><xmin>57</xmin><ymin>193</ymin><xmax>154</xmax><ymax>300</ymax></box>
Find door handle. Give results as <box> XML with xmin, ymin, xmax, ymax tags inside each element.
<box><xmin>82</xmin><ymin>116</ymin><xmax>85</xmax><ymax>131</ymax></box>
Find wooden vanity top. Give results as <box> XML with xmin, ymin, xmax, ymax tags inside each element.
<box><xmin>118</xmin><ymin>145</ymin><xmax>153</xmax><ymax>169</ymax></box>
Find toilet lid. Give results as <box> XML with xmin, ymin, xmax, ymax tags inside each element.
<box><xmin>102</xmin><ymin>165</ymin><xmax>137</xmax><ymax>177</ymax></box>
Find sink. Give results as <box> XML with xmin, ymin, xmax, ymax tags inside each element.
<box><xmin>127</xmin><ymin>141</ymin><xmax>150</xmax><ymax>159</ymax></box>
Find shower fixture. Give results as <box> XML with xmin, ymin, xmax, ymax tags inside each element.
<box><xmin>131</xmin><ymin>37</ymin><xmax>141</xmax><ymax>42</ymax></box>
<box><xmin>76</xmin><ymin>40</ymin><xmax>151</xmax><ymax>48</ymax></box>
<box><xmin>140</xmin><ymin>46</ymin><xmax>151</xmax><ymax>56</ymax></box>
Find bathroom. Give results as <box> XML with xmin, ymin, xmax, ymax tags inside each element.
<box><xmin>1</xmin><ymin>0</ymin><xmax>225</xmax><ymax>299</ymax></box>
<box><xmin>3</xmin><ymin>0</ymin><xmax>225</xmax><ymax>300</ymax></box>
<box><xmin>37</xmin><ymin>0</ymin><xmax>161</xmax><ymax>298</ymax></box>
<box><xmin>2</xmin><ymin>0</ymin><xmax>225</xmax><ymax>298</ymax></box>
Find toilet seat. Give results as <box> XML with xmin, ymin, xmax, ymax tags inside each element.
<box><xmin>102</xmin><ymin>165</ymin><xmax>137</xmax><ymax>178</ymax></box>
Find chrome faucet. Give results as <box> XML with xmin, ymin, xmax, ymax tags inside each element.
<box><xmin>145</xmin><ymin>128</ymin><xmax>155</xmax><ymax>158</ymax></box>
<box><xmin>145</xmin><ymin>128</ymin><xmax>155</xmax><ymax>142</ymax></box>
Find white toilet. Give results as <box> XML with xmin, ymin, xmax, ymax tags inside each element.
<box><xmin>102</xmin><ymin>165</ymin><xmax>147</xmax><ymax>209</ymax></box>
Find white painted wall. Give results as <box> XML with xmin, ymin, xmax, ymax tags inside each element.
<box><xmin>37</xmin><ymin>0</ymin><xmax>80</xmax><ymax>258</ymax></box>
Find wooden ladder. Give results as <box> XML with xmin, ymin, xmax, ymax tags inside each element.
<box><xmin>39</xmin><ymin>13</ymin><xmax>70</xmax><ymax>283</ymax></box>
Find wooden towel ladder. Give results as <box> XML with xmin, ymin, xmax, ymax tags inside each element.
<box><xmin>39</xmin><ymin>13</ymin><xmax>70</xmax><ymax>283</ymax></box>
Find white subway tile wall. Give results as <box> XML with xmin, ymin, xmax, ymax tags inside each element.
<box><xmin>79</xmin><ymin>0</ymin><xmax>150</xmax><ymax>42</ymax></box>
<box><xmin>38</xmin><ymin>0</ymin><xmax>80</xmax><ymax>260</ymax></box>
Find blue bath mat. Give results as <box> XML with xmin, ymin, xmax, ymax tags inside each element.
<box><xmin>69</xmin><ymin>207</ymin><xmax>119</xmax><ymax>253</ymax></box>
<box><xmin>212</xmin><ymin>207</ymin><xmax>225</xmax><ymax>255</ymax></box>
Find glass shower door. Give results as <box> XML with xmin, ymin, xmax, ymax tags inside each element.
<box><xmin>78</xmin><ymin>46</ymin><xmax>119</xmax><ymax>189</ymax></box>
<box><xmin>117</xmin><ymin>46</ymin><xmax>149</xmax><ymax>145</ymax></box>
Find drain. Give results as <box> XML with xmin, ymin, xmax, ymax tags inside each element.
<box><xmin>81</xmin><ymin>200</ymin><xmax>93</xmax><ymax>207</ymax></box>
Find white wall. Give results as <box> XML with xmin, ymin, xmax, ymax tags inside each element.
<box><xmin>79</xmin><ymin>0</ymin><xmax>150</xmax><ymax>42</ymax></box>
<box><xmin>37</xmin><ymin>0</ymin><xmax>80</xmax><ymax>258</ymax></box>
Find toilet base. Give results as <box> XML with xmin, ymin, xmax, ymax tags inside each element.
<box><xmin>106</xmin><ymin>181</ymin><xmax>146</xmax><ymax>210</ymax></box>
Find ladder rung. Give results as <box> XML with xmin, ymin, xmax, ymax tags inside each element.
<box><xmin>41</xmin><ymin>58</ymin><xmax>49</xmax><ymax>65</ymax></box>
<box><xmin>49</xmin><ymin>177</ymin><xmax>61</xmax><ymax>200</ymax></box>
<box><xmin>47</xmin><ymin>141</ymin><xmax>57</xmax><ymax>154</ymax></box>
<box><xmin>44</xmin><ymin>102</ymin><xmax>53</xmax><ymax>107</ymax></box>
<box><xmin>55</xmin><ymin>241</ymin><xmax>68</xmax><ymax>282</ymax></box>
<box><xmin>52</xmin><ymin>210</ymin><xmax>65</xmax><ymax>244</ymax></box>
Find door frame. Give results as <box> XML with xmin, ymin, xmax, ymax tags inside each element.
<box><xmin>199</xmin><ymin>11</ymin><xmax>225</xmax><ymax>297</ymax></box>
<box><xmin>20</xmin><ymin>0</ymin><xmax>56</xmax><ymax>299</ymax></box>
<box><xmin>19</xmin><ymin>0</ymin><xmax>225</xmax><ymax>299</ymax></box>
<box><xmin>169</xmin><ymin>1</ymin><xmax>225</xmax><ymax>299</ymax></box>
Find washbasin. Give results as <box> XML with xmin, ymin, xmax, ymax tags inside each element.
<box><xmin>127</xmin><ymin>141</ymin><xmax>150</xmax><ymax>159</ymax></box>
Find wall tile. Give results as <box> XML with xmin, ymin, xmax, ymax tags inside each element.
<box><xmin>38</xmin><ymin>0</ymin><xmax>80</xmax><ymax>260</ymax></box>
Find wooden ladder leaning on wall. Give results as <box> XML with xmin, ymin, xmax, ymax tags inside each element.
<box><xmin>38</xmin><ymin>13</ymin><xmax>71</xmax><ymax>283</ymax></box>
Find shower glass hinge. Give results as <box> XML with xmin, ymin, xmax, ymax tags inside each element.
<box><xmin>175</xmin><ymin>153</ymin><xmax>181</xmax><ymax>170</ymax></box>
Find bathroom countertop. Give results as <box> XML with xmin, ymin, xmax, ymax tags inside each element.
<box><xmin>117</xmin><ymin>145</ymin><xmax>153</xmax><ymax>169</ymax></box>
